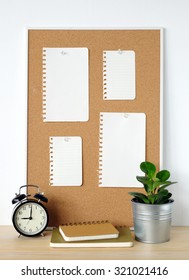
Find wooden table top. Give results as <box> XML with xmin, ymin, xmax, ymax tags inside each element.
<box><xmin>0</xmin><ymin>226</ymin><xmax>189</xmax><ymax>260</ymax></box>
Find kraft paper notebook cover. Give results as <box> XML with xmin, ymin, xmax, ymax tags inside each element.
<box><xmin>49</xmin><ymin>136</ymin><xmax>82</xmax><ymax>186</ymax></box>
<box><xmin>59</xmin><ymin>221</ymin><xmax>119</xmax><ymax>242</ymax></box>
<box><xmin>103</xmin><ymin>50</ymin><xmax>135</xmax><ymax>100</ymax></box>
<box><xmin>42</xmin><ymin>47</ymin><xmax>89</xmax><ymax>122</ymax></box>
<box><xmin>50</xmin><ymin>226</ymin><xmax>134</xmax><ymax>248</ymax></box>
<box><xmin>99</xmin><ymin>112</ymin><xmax>146</xmax><ymax>187</ymax></box>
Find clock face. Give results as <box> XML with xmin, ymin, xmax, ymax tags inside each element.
<box><xmin>12</xmin><ymin>200</ymin><xmax>49</xmax><ymax>236</ymax></box>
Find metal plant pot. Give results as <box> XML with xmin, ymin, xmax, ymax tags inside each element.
<box><xmin>131</xmin><ymin>199</ymin><xmax>174</xmax><ymax>243</ymax></box>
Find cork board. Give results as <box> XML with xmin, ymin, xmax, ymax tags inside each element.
<box><xmin>27</xmin><ymin>29</ymin><xmax>162</xmax><ymax>227</ymax></box>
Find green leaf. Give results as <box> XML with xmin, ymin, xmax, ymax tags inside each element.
<box><xmin>158</xmin><ymin>189</ymin><xmax>169</xmax><ymax>195</ymax></box>
<box><xmin>128</xmin><ymin>192</ymin><xmax>149</xmax><ymax>204</ymax></box>
<box><xmin>156</xmin><ymin>193</ymin><xmax>172</xmax><ymax>204</ymax></box>
<box><xmin>152</xmin><ymin>180</ymin><xmax>169</xmax><ymax>191</ymax></box>
<box><xmin>156</xmin><ymin>170</ymin><xmax>170</xmax><ymax>181</ymax></box>
<box><xmin>156</xmin><ymin>189</ymin><xmax>170</xmax><ymax>200</ymax></box>
<box><xmin>143</xmin><ymin>184</ymin><xmax>151</xmax><ymax>194</ymax></box>
<box><xmin>147</xmin><ymin>194</ymin><xmax>158</xmax><ymax>204</ymax></box>
<box><xmin>158</xmin><ymin>181</ymin><xmax>177</xmax><ymax>191</ymax></box>
<box><xmin>140</xmin><ymin>162</ymin><xmax>156</xmax><ymax>179</ymax></box>
<box><xmin>136</xmin><ymin>176</ymin><xmax>150</xmax><ymax>185</ymax></box>
<box><xmin>136</xmin><ymin>176</ymin><xmax>153</xmax><ymax>192</ymax></box>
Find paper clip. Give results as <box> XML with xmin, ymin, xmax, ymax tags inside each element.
<box><xmin>64</xmin><ymin>137</ymin><xmax>70</xmax><ymax>142</ymax></box>
<box><xmin>123</xmin><ymin>113</ymin><xmax>129</xmax><ymax>118</ymax></box>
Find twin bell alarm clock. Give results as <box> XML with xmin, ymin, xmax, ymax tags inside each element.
<box><xmin>12</xmin><ymin>185</ymin><xmax>49</xmax><ymax>237</ymax></box>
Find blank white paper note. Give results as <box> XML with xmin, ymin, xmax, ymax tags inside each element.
<box><xmin>43</xmin><ymin>48</ymin><xmax>89</xmax><ymax>122</ymax></box>
<box><xmin>99</xmin><ymin>113</ymin><xmax>146</xmax><ymax>187</ymax></box>
<box><xmin>49</xmin><ymin>136</ymin><xmax>82</xmax><ymax>186</ymax></box>
<box><xmin>103</xmin><ymin>50</ymin><xmax>135</xmax><ymax>100</ymax></box>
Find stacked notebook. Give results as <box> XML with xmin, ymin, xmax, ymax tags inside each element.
<box><xmin>50</xmin><ymin>221</ymin><xmax>134</xmax><ymax>248</ymax></box>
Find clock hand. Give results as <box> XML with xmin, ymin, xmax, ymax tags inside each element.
<box><xmin>30</xmin><ymin>205</ymin><xmax>33</xmax><ymax>219</ymax></box>
<box><xmin>22</xmin><ymin>206</ymin><xmax>33</xmax><ymax>221</ymax></box>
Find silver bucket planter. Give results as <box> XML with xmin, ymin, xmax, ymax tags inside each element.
<box><xmin>131</xmin><ymin>198</ymin><xmax>174</xmax><ymax>243</ymax></box>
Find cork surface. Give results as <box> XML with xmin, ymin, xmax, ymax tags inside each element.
<box><xmin>27</xmin><ymin>29</ymin><xmax>161</xmax><ymax>226</ymax></box>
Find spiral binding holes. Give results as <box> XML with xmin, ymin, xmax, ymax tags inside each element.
<box><xmin>49</xmin><ymin>137</ymin><xmax>54</xmax><ymax>186</ymax></box>
<box><xmin>61</xmin><ymin>220</ymin><xmax>109</xmax><ymax>226</ymax></box>
<box><xmin>98</xmin><ymin>113</ymin><xmax>104</xmax><ymax>186</ymax></box>
<box><xmin>42</xmin><ymin>48</ymin><xmax>47</xmax><ymax>121</ymax></box>
<box><xmin>103</xmin><ymin>51</ymin><xmax>107</xmax><ymax>100</ymax></box>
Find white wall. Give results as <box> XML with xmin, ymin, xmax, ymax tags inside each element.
<box><xmin>0</xmin><ymin>0</ymin><xmax>188</xmax><ymax>225</ymax></box>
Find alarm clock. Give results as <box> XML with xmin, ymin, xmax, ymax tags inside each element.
<box><xmin>12</xmin><ymin>185</ymin><xmax>49</xmax><ymax>237</ymax></box>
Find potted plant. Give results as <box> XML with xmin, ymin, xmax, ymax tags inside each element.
<box><xmin>129</xmin><ymin>161</ymin><xmax>177</xmax><ymax>243</ymax></box>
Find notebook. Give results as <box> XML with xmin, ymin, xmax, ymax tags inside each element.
<box><xmin>103</xmin><ymin>50</ymin><xmax>135</xmax><ymax>100</ymax></box>
<box><xmin>99</xmin><ymin>112</ymin><xmax>146</xmax><ymax>187</ymax></box>
<box><xmin>42</xmin><ymin>47</ymin><xmax>89</xmax><ymax>122</ymax></box>
<box><xmin>59</xmin><ymin>221</ymin><xmax>119</xmax><ymax>242</ymax></box>
<box><xmin>50</xmin><ymin>226</ymin><xmax>134</xmax><ymax>248</ymax></box>
<box><xmin>49</xmin><ymin>136</ymin><xmax>82</xmax><ymax>186</ymax></box>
